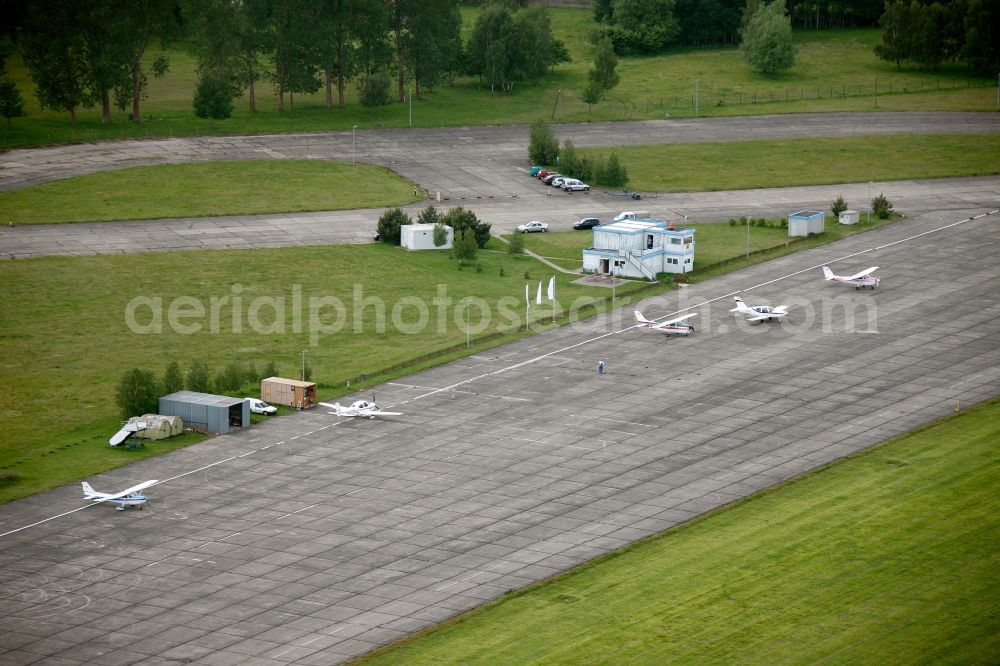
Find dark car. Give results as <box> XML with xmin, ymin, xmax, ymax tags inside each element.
<box><xmin>573</xmin><ymin>217</ymin><xmax>601</xmax><ymax>230</ymax></box>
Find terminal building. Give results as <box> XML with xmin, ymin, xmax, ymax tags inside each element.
<box><xmin>582</xmin><ymin>218</ymin><xmax>695</xmax><ymax>280</ymax></box>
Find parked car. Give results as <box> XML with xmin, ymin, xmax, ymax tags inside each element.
<box><xmin>550</xmin><ymin>176</ymin><xmax>568</xmax><ymax>188</ymax></box>
<box><xmin>245</xmin><ymin>398</ymin><xmax>277</xmax><ymax>415</ymax></box>
<box><xmin>542</xmin><ymin>173</ymin><xmax>563</xmax><ymax>185</ymax></box>
<box><xmin>372</xmin><ymin>229</ymin><xmax>380</xmax><ymax>241</ymax></box>
<box><xmin>573</xmin><ymin>217</ymin><xmax>601</xmax><ymax>230</ymax></box>
<box><xmin>530</xmin><ymin>166</ymin><xmax>544</xmax><ymax>177</ymax></box>
<box><xmin>536</xmin><ymin>169</ymin><xmax>552</xmax><ymax>180</ymax></box>
<box><xmin>516</xmin><ymin>221</ymin><xmax>549</xmax><ymax>233</ymax></box>
<box><xmin>562</xmin><ymin>179</ymin><xmax>590</xmax><ymax>192</ymax></box>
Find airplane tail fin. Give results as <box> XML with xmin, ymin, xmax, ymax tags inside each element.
<box><xmin>730</xmin><ymin>296</ymin><xmax>748</xmax><ymax>312</ymax></box>
<box><xmin>81</xmin><ymin>482</ymin><xmax>95</xmax><ymax>497</ymax></box>
<box><xmin>822</xmin><ymin>266</ymin><xmax>834</xmax><ymax>280</ymax></box>
<box><xmin>634</xmin><ymin>310</ymin><xmax>651</xmax><ymax>324</ymax></box>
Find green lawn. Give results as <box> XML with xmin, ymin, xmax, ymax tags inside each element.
<box><xmin>0</xmin><ymin>244</ymin><xmax>654</xmax><ymax>503</ymax></box>
<box><xmin>361</xmin><ymin>398</ymin><xmax>1000</xmax><ymax>665</ymax></box>
<box><xmin>0</xmin><ymin>161</ymin><xmax>422</xmax><ymax>224</ymax></box>
<box><xmin>583</xmin><ymin>134</ymin><xmax>1000</xmax><ymax>193</ymax></box>
<box><xmin>2</xmin><ymin>19</ymin><xmax>995</xmax><ymax>148</ymax></box>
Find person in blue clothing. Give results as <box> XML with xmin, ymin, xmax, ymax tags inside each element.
<box><xmin>598</xmin><ymin>360</ymin><xmax>605</xmax><ymax>375</ymax></box>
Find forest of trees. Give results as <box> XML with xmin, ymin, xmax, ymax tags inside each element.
<box><xmin>2</xmin><ymin>0</ymin><xmax>997</xmax><ymax>126</ymax></box>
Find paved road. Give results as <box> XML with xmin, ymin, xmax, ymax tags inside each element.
<box><xmin>2</xmin><ymin>112</ymin><xmax>998</xmax><ymax>260</ymax></box>
<box><xmin>2</xmin><ymin>112</ymin><xmax>997</xmax><ymax>195</ymax></box>
<box><xmin>1</xmin><ymin>207</ymin><xmax>997</xmax><ymax>664</ymax></box>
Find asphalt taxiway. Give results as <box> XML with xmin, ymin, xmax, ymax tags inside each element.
<box><xmin>0</xmin><ymin>207</ymin><xmax>997</xmax><ymax>665</ymax></box>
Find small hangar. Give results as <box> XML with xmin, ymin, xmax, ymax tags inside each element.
<box><xmin>159</xmin><ymin>391</ymin><xmax>249</xmax><ymax>435</ymax></box>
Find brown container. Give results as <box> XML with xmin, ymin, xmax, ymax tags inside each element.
<box><xmin>260</xmin><ymin>377</ymin><xmax>317</xmax><ymax>409</ymax></box>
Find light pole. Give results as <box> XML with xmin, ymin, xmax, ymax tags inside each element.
<box><xmin>352</xmin><ymin>125</ymin><xmax>358</xmax><ymax>165</ymax></box>
<box><xmin>746</xmin><ymin>217</ymin><xmax>750</xmax><ymax>260</ymax></box>
<box><xmin>301</xmin><ymin>350</ymin><xmax>307</xmax><ymax>381</ymax></box>
<box><xmin>868</xmin><ymin>181</ymin><xmax>872</xmax><ymax>224</ymax></box>
<box><xmin>695</xmin><ymin>79</ymin><xmax>700</xmax><ymax>116</ymax></box>
<box><xmin>409</xmin><ymin>88</ymin><xmax>412</xmax><ymax>128</ymax></box>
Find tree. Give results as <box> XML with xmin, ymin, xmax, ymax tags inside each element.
<box><xmin>529</xmin><ymin>118</ymin><xmax>559</xmax><ymax>166</ymax></box>
<box><xmin>108</xmin><ymin>0</ymin><xmax>174</xmax><ymax>122</ymax></box>
<box><xmin>186</xmin><ymin>361</ymin><xmax>211</xmax><ymax>392</ymax></box>
<box><xmin>872</xmin><ymin>193</ymin><xmax>894</xmax><ymax>219</ymax></box>
<box><xmin>417</xmin><ymin>205</ymin><xmax>440</xmax><ymax>225</ymax></box>
<box><xmin>377</xmin><ymin>207</ymin><xmax>411</xmax><ymax>245</ymax></box>
<box><xmin>589</xmin><ymin>38</ymin><xmax>620</xmax><ymax>92</ymax></box>
<box><xmin>874</xmin><ymin>1</ymin><xmax>910</xmax><ymax>69</ymax></box>
<box><xmin>509</xmin><ymin>6</ymin><xmax>569</xmax><ymax>82</ymax></box>
<box><xmin>162</xmin><ymin>361</ymin><xmax>184</xmax><ymax>394</ymax></box>
<box><xmin>359</xmin><ymin>70</ymin><xmax>392</xmax><ymax>108</ymax></box>
<box><xmin>193</xmin><ymin>71</ymin><xmax>236</xmax><ymax>121</ymax></box>
<box><xmin>214</xmin><ymin>361</ymin><xmax>244</xmax><ymax>393</ymax></box>
<box><xmin>19</xmin><ymin>7</ymin><xmax>92</xmax><ymax>126</ymax></box>
<box><xmin>433</xmin><ymin>222</ymin><xmax>448</xmax><ymax>247</ymax></box>
<box><xmin>559</xmin><ymin>140</ymin><xmax>579</xmax><ymax>179</ymax></box>
<box><xmin>595</xmin><ymin>0</ymin><xmax>681</xmax><ymax>54</ymax></box>
<box><xmin>600</xmin><ymin>153</ymin><xmax>628</xmax><ymax>188</ymax></box>
<box><xmin>831</xmin><ymin>195</ymin><xmax>847</xmax><ymax>217</ymax></box>
<box><xmin>963</xmin><ymin>0</ymin><xmax>1000</xmax><ymax>74</ymax></box>
<box><xmin>582</xmin><ymin>79</ymin><xmax>603</xmax><ymax>113</ymax></box>
<box><xmin>407</xmin><ymin>1</ymin><xmax>463</xmax><ymax>98</ymax></box>
<box><xmin>442</xmin><ymin>207</ymin><xmax>491</xmax><ymax>248</ymax></box>
<box><xmin>741</xmin><ymin>0</ymin><xmax>795</xmax><ymax>74</ymax></box>
<box><xmin>263</xmin><ymin>360</ymin><xmax>279</xmax><ymax>379</ymax></box>
<box><xmin>317</xmin><ymin>0</ymin><xmax>363</xmax><ymax>109</ymax></box>
<box><xmin>0</xmin><ymin>79</ymin><xmax>24</xmax><ymax>127</ymax></box>
<box><xmin>453</xmin><ymin>228</ymin><xmax>478</xmax><ymax>262</ymax></box>
<box><xmin>507</xmin><ymin>229</ymin><xmax>525</xmax><ymax>255</ymax></box>
<box><xmin>116</xmin><ymin>368</ymin><xmax>159</xmax><ymax>418</ymax></box>
<box><xmin>468</xmin><ymin>3</ymin><xmax>514</xmax><ymax>92</ymax></box>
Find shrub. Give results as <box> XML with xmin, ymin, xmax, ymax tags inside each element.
<box><xmin>529</xmin><ymin>118</ymin><xmax>559</xmax><ymax>165</ymax></box>
<box><xmin>162</xmin><ymin>361</ymin><xmax>184</xmax><ymax>394</ymax></box>
<box><xmin>872</xmin><ymin>193</ymin><xmax>894</xmax><ymax>219</ymax></box>
<box><xmin>186</xmin><ymin>361</ymin><xmax>211</xmax><ymax>392</ymax></box>
<box><xmin>832</xmin><ymin>195</ymin><xmax>847</xmax><ymax>217</ymax></box>
<box><xmin>377</xmin><ymin>207</ymin><xmax>411</xmax><ymax>245</ymax></box>
<box><xmin>508</xmin><ymin>230</ymin><xmax>525</xmax><ymax>255</ymax></box>
<box><xmin>263</xmin><ymin>360</ymin><xmax>278</xmax><ymax>379</ymax></box>
<box><xmin>729</xmin><ymin>218</ymin><xmax>737</xmax><ymax>226</ymax></box>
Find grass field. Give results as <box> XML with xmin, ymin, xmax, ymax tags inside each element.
<box><xmin>1</xmin><ymin>17</ymin><xmax>995</xmax><ymax>148</ymax></box>
<box><xmin>361</xmin><ymin>398</ymin><xmax>1000</xmax><ymax>665</ymax></box>
<box><xmin>582</xmin><ymin>134</ymin><xmax>1000</xmax><ymax>193</ymax></box>
<box><xmin>0</xmin><ymin>161</ymin><xmax>422</xmax><ymax>224</ymax></box>
<box><xmin>0</xmin><ymin>243</ymin><xmax>656</xmax><ymax>503</ymax></box>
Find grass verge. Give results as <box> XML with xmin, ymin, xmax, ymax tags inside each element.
<box><xmin>0</xmin><ymin>161</ymin><xmax>423</xmax><ymax>225</ymax></box>
<box><xmin>581</xmin><ymin>134</ymin><xmax>1000</xmax><ymax>193</ymax></box>
<box><xmin>359</xmin><ymin>397</ymin><xmax>1000</xmax><ymax>665</ymax></box>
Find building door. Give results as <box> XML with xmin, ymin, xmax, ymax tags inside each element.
<box><xmin>600</xmin><ymin>258</ymin><xmax>610</xmax><ymax>274</ymax></box>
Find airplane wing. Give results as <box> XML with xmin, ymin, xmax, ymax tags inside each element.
<box><xmin>108</xmin><ymin>480</ymin><xmax>158</xmax><ymax>499</ymax></box>
<box><xmin>318</xmin><ymin>402</ymin><xmax>342</xmax><ymax>410</ymax></box>
<box><xmin>745</xmin><ymin>314</ymin><xmax>771</xmax><ymax>322</ymax></box>
<box><xmin>653</xmin><ymin>313</ymin><xmax>698</xmax><ymax>328</ymax></box>
<box><xmin>848</xmin><ymin>266</ymin><xmax>878</xmax><ymax>280</ymax></box>
<box><xmin>358</xmin><ymin>409</ymin><xmax>403</xmax><ymax>417</ymax></box>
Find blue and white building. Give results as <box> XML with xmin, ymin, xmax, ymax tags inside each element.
<box><xmin>582</xmin><ymin>218</ymin><xmax>695</xmax><ymax>280</ymax></box>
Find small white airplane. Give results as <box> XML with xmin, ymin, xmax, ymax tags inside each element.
<box><xmin>730</xmin><ymin>296</ymin><xmax>789</xmax><ymax>323</ymax></box>
<box><xmin>319</xmin><ymin>400</ymin><xmax>402</xmax><ymax>420</ymax></box>
<box><xmin>822</xmin><ymin>266</ymin><xmax>880</xmax><ymax>289</ymax></box>
<box><xmin>634</xmin><ymin>311</ymin><xmax>697</xmax><ymax>336</ymax></box>
<box><xmin>82</xmin><ymin>480</ymin><xmax>157</xmax><ymax>511</ymax></box>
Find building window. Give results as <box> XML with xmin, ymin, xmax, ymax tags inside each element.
<box><xmin>671</xmin><ymin>238</ymin><xmax>682</xmax><ymax>245</ymax></box>
<box><xmin>647</xmin><ymin>235</ymin><xmax>654</xmax><ymax>249</ymax></box>
<box><xmin>684</xmin><ymin>236</ymin><xmax>693</xmax><ymax>244</ymax></box>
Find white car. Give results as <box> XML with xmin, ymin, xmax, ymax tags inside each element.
<box><xmin>516</xmin><ymin>221</ymin><xmax>549</xmax><ymax>233</ymax></box>
<box><xmin>562</xmin><ymin>179</ymin><xmax>590</xmax><ymax>192</ymax></box>
<box><xmin>550</xmin><ymin>176</ymin><xmax>567</xmax><ymax>188</ymax></box>
<box><xmin>245</xmin><ymin>398</ymin><xmax>277</xmax><ymax>415</ymax></box>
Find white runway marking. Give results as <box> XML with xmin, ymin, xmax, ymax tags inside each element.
<box><xmin>275</xmin><ymin>503</ymin><xmax>320</xmax><ymax>521</ymax></box>
<box><xmin>3</xmin><ymin>211</ymin><xmax>994</xmax><ymax>538</ymax></box>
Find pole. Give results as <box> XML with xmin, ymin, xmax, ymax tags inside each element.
<box><xmin>466</xmin><ymin>299</ymin><xmax>470</xmax><ymax>348</ymax></box>
<box><xmin>695</xmin><ymin>79</ymin><xmax>699</xmax><ymax>116</ymax></box>
<box><xmin>868</xmin><ymin>181</ymin><xmax>872</xmax><ymax>224</ymax></box>
<box><xmin>874</xmin><ymin>76</ymin><xmax>878</xmax><ymax>109</ymax></box>
<box><xmin>301</xmin><ymin>350</ymin><xmax>306</xmax><ymax>381</ymax></box>
<box><xmin>745</xmin><ymin>217</ymin><xmax>750</xmax><ymax>260</ymax></box>
<box><xmin>352</xmin><ymin>125</ymin><xmax>357</xmax><ymax>165</ymax></box>
<box><xmin>409</xmin><ymin>89</ymin><xmax>412</xmax><ymax>127</ymax></box>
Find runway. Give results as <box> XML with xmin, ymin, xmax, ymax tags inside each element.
<box><xmin>1</xmin><ymin>207</ymin><xmax>997</xmax><ymax>665</ymax></box>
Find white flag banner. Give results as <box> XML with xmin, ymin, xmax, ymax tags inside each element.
<box><xmin>525</xmin><ymin>283</ymin><xmax>529</xmax><ymax>304</ymax></box>
<box><xmin>547</xmin><ymin>276</ymin><xmax>555</xmax><ymax>301</ymax></box>
<box><xmin>536</xmin><ymin>281</ymin><xmax>542</xmax><ymax>305</ymax></box>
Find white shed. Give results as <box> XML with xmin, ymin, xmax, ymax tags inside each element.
<box><xmin>401</xmin><ymin>223</ymin><xmax>453</xmax><ymax>250</ymax></box>
<box><xmin>838</xmin><ymin>209</ymin><xmax>860</xmax><ymax>225</ymax></box>
<box><xmin>788</xmin><ymin>210</ymin><xmax>826</xmax><ymax>237</ymax></box>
